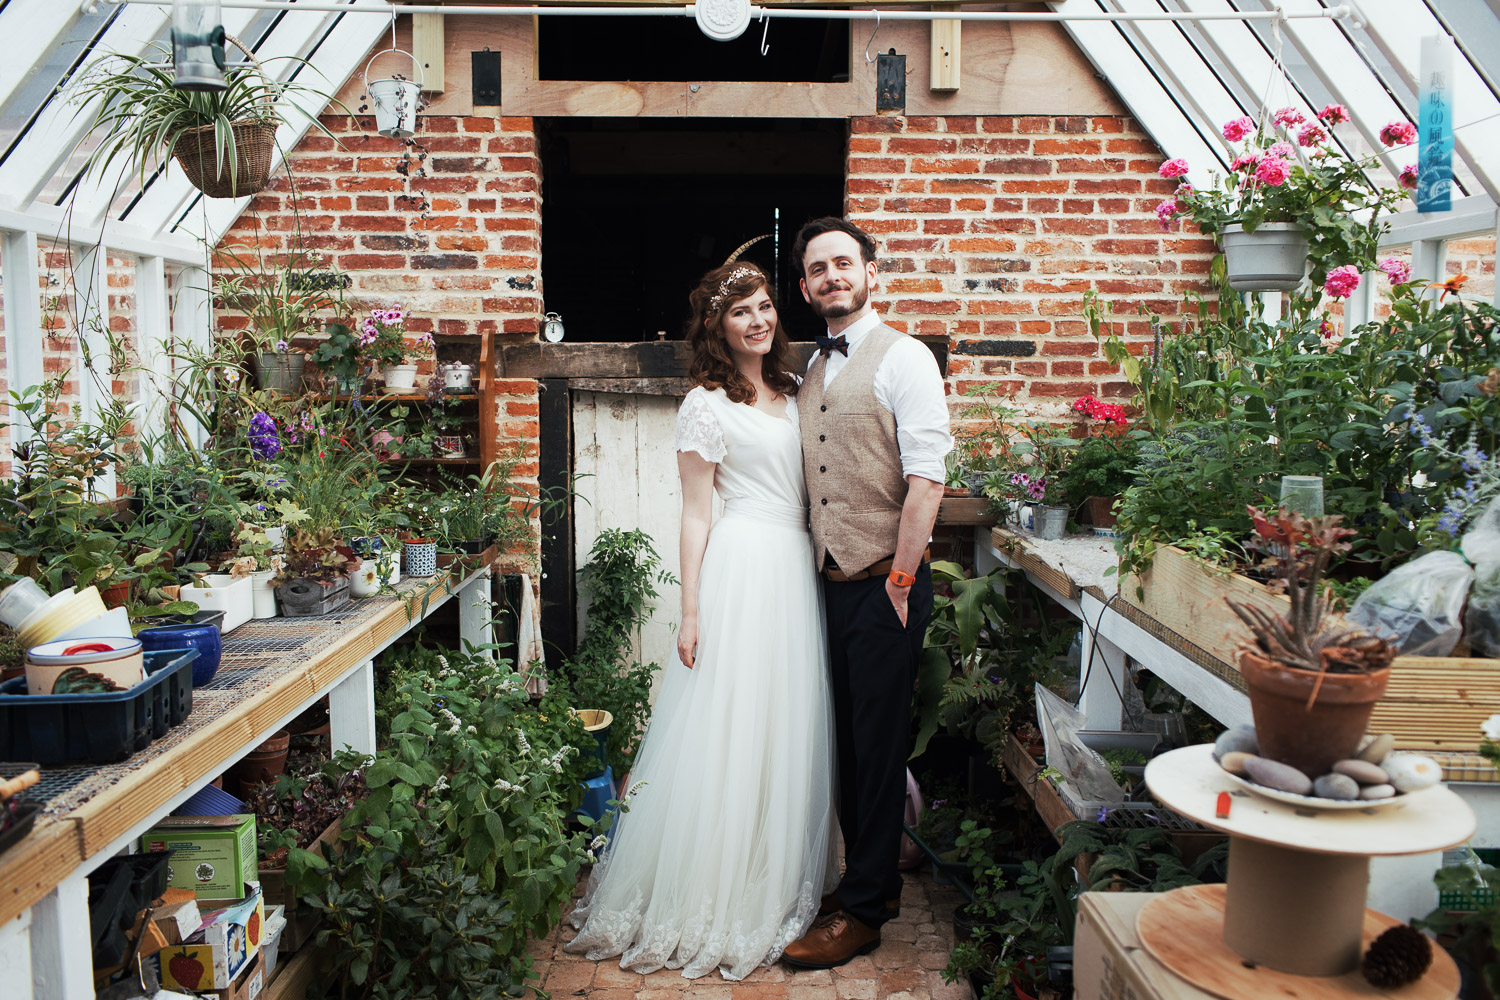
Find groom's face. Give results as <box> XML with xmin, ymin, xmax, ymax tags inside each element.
<box><xmin>799</xmin><ymin>232</ymin><xmax>876</xmax><ymax>320</ymax></box>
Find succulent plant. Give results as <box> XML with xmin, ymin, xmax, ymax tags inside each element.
<box><xmin>1227</xmin><ymin>506</ymin><xmax>1396</xmax><ymax>691</ymax></box>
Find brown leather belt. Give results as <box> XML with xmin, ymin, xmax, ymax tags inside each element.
<box><xmin>823</xmin><ymin>547</ymin><xmax>931</xmax><ymax>583</ymax></box>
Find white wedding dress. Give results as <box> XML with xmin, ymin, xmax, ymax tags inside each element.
<box><xmin>565</xmin><ymin>385</ymin><xmax>838</xmax><ymax>980</ymax></box>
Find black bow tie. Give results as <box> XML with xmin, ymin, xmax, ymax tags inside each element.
<box><xmin>816</xmin><ymin>335</ymin><xmax>849</xmax><ymax>358</ymax></box>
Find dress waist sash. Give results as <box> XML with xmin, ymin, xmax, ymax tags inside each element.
<box><xmin>722</xmin><ymin>497</ymin><xmax>809</xmax><ymax>529</ymax></box>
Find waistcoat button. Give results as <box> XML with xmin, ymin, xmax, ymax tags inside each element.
<box><xmin>820</xmin><ymin>405</ymin><xmax>827</xmax><ymax>412</ymax></box>
<box><xmin>819</xmin><ymin>434</ymin><xmax>826</xmax><ymax>442</ymax></box>
<box><xmin>819</xmin><ymin>466</ymin><xmax>826</xmax><ymax>473</ymax></box>
<box><xmin>821</xmin><ymin>498</ymin><xmax>828</xmax><ymax>505</ymax></box>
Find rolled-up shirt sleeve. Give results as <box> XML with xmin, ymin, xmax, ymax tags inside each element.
<box><xmin>875</xmin><ymin>337</ymin><xmax>953</xmax><ymax>484</ymax></box>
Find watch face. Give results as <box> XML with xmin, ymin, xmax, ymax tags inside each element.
<box><xmin>543</xmin><ymin>322</ymin><xmax>564</xmax><ymax>343</ymax></box>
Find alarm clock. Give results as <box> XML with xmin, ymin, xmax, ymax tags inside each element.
<box><xmin>542</xmin><ymin>312</ymin><xmax>565</xmax><ymax>343</ymax></box>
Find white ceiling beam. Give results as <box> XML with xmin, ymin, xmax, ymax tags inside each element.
<box><xmin>1350</xmin><ymin>0</ymin><xmax>1500</xmax><ymax>204</ymax></box>
<box><xmin>1106</xmin><ymin>0</ymin><xmax>1252</xmax><ymax>149</ymax></box>
<box><xmin>0</xmin><ymin>3</ymin><xmax>177</xmax><ymax>212</ymax></box>
<box><xmin>171</xmin><ymin>6</ymin><xmax>393</xmax><ymax>247</ymax></box>
<box><xmin>1048</xmin><ymin>0</ymin><xmax>1227</xmax><ymax>184</ymax></box>
<box><xmin>1380</xmin><ymin>193</ymin><xmax>1500</xmax><ymax>246</ymax></box>
<box><xmin>0</xmin><ymin>4</ymin><xmax>88</xmax><ymax>122</ymax></box>
<box><xmin>0</xmin><ymin>203</ymin><xmax>203</xmax><ymax>264</ymax></box>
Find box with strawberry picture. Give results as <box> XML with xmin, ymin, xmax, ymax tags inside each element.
<box><xmin>157</xmin><ymin>884</ymin><xmax>265</xmax><ymax>991</ymax></box>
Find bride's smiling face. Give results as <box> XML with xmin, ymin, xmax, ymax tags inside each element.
<box><xmin>719</xmin><ymin>286</ymin><xmax>778</xmax><ymax>364</ymax></box>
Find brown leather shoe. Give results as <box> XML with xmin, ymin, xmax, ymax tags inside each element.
<box><xmin>782</xmin><ymin>911</ymin><xmax>880</xmax><ymax>969</ymax></box>
<box><xmin>817</xmin><ymin>893</ymin><xmax>900</xmax><ymax>918</ymax></box>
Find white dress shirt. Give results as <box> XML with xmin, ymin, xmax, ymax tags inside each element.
<box><xmin>807</xmin><ymin>311</ymin><xmax>954</xmax><ymax>484</ymax></box>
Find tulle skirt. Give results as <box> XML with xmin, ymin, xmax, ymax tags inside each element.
<box><xmin>565</xmin><ymin>508</ymin><xmax>838</xmax><ymax>980</ymax></box>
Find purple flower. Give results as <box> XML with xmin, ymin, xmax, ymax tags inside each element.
<box><xmin>275</xmin><ymin>339</ymin><xmax>288</xmax><ymax>353</ymax></box>
<box><xmin>249</xmin><ymin>412</ymin><xmax>282</xmax><ymax>461</ymax></box>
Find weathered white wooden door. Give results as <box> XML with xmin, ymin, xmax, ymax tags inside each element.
<box><xmin>572</xmin><ymin>391</ymin><xmax>719</xmax><ymax>704</ymax></box>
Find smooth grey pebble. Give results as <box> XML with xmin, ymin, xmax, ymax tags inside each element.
<box><xmin>1214</xmin><ymin>727</ymin><xmax>1259</xmax><ymax>760</ymax></box>
<box><xmin>1218</xmin><ymin>751</ymin><xmax>1253</xmax><ymax>776</ymax></box>
<box><xmin>1332</xmin><ymin>759</ymin><xmax>1389</xmax><ymax>785</ymax></box>
<box><xmin>1356</xmin><ymin>733</ymin><xmax>1396</xmax><ymax>764</ymax></box>
<box><xmin>1312</xmin><ymin>773</ymin><xmax>1360</xmax><ymax>800</ymax></box>
<box><xmin>1359</xmin><ymin>783</ymin><xmax>1397</xmax><ymax>800</ymax></box>
<box><xmin>1243</xmin><ymin>755</ymin><xmax>1313</xmax><ymax>796</ymax></box>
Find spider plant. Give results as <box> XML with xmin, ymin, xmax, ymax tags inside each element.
<box><xmin>69</xmin><ymin>42</ymin><xmax>342</xmax><ymax>192</ymax></box>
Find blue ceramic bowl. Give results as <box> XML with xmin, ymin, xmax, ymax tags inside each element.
<box><xmin>136</xmin><ymin>622</ymin><xmax>222</xmax><ymax>687</ymax></box>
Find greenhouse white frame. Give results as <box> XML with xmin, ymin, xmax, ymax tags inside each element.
<box><xmin>2</xmin><ymin>0</ymin><xmax>1499</xmax><ymax>445</ymax></box>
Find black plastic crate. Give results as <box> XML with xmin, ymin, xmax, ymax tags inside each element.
<box><xmin>0</xmin><ymin>648</ymin><xmax>198</xmax><ymax>764</ymax></box>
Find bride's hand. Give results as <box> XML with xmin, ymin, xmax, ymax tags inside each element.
<box><xmin>677</xmin><ymin>616</ymin><xmax>698</xmax><ymax>668</ymax></box>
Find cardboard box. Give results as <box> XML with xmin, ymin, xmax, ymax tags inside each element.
<box><xmin>157</xmin><ymin>885</ymin><xmax>265</xmax><ymax>991</ymax></box>
<box><xmin>142</xmin><ymin>814</ymin><xmax>258</xmax><ymax>901</ymax></box>
<box><xmin>1074</xmin><ymin>892</ymin><xmax>1214</xmax><ymax>1000</ymax></box>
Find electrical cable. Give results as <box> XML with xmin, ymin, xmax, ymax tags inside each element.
<box><xmin>1073</xmin><ymin>590</ymin><xmax>1126</xmax><ymax>711</ymax></box>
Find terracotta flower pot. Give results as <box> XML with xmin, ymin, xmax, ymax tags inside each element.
<box><xmin>229</xmin><ymin>729</ymin><xmax>291</xmax><ymax>797</ymax></box>
<box><xmin>1085</xmin><ymin>496</ymin><xmax>1119</xmax><ymax>529</ymax></box>
<box><xmin>1238</xmin><ymin>650</ymin><xmax>1390</xmax><ymax>778</ymax></box>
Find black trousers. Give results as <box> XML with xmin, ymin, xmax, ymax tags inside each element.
<box><xmin>822</xmin><ymin>561</ymin><xmax>933</xmax><ymax>929</ymax></box>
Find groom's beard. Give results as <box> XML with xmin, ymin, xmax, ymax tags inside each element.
<box><xmin>810</xmin><ymin>277</ymin><xmax>870</xmax><ymax>319</ymax></box>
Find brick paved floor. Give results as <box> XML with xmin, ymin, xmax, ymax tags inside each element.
<box><xmin>529</xmin><ymin>870</ymin><xmax>972</xmax><ymax>1000</ymax></box>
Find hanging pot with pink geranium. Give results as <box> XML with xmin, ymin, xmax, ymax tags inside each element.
<box><xmin>1158</xmin><ymin>105</ymin><xmax>1415</xmax><ymax>294</ymax></box>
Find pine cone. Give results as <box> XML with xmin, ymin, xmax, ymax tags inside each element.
<box><xmin>1362</xmin><ymin>924</ymin><xmax>1432</xmax><ymax>989</ymax></box>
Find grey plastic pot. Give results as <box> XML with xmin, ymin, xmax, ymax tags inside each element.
<box><xmin>1221</xmin><ymin>223</ymin><xmax>1308</xmax><ymax>291</ymax></box>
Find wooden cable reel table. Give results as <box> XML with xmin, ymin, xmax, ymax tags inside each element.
<box><xmin>1137</xmin><ymin>746</ymin><xmax>1476</xmax><ymax>998</ymax></box>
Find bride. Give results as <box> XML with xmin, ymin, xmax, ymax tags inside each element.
<box><xmin>564</xmin><ymin>261</ymin><xmax>837</xmax><ymax>980</ymax></box>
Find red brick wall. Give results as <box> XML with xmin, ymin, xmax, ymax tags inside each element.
<box><xmin>227</xmin><ymin>112</ymin><xmax>545</xmax><ymax>565</ymax></box>
<box><xmin>845</xmin><ymin>114</ymin><xmax>1208</xmax><ymax>417</ymax></box>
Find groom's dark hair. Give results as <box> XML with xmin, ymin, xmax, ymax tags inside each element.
<box><xmin>791</xmin><ymin>217</ymin><xmax>878</xmax><ymax>274</ymax></box>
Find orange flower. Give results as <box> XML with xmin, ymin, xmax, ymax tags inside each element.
<box><xmin>1427</xmin><ymin>273</ymin><xmax>1470</xmax><ymax>300</ymax></box>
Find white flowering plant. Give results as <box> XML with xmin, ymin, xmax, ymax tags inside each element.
<box><xmin>1158</xmin><ymin>105</ymin><xmax>1413</xmax><ymax>291</ymax></box>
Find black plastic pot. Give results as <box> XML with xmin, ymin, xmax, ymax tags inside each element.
<box><xmin>1046</xmin><ymin>945</ymin><xmax>1074</xmax><ymax>988</ymax></box>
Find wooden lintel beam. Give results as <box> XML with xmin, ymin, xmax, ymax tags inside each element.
<box><xmin>500</xmin><ymin>339</ymin><xmax>945</xmax><ymax>380</ymax></box>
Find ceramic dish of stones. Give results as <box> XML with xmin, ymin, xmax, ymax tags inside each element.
<box><xmin>1220</xmin><ymin>768</ymin><xmax>1435</xmax><ymax>812</ymax></box>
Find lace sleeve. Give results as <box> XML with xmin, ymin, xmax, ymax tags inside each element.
<box><xmin>675</xmin><ymin>388</ymin><xmax>726</xmax><ymax>463</ymax></box>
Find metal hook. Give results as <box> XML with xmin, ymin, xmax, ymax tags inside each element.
<box><xmin>760</xmin><ymin>11</ymin><xmax>770</xmax><ymax>57</ymax></box>
<box><xmin>865</xmin><ymin>11</ymin><xmax>881</xmax><ymax>64</ymax></box>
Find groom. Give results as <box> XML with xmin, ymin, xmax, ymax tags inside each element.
<box><xmin>782</xmin><ymin>218</ymin><xmax>951</xmax><ymax>968</ymax></box>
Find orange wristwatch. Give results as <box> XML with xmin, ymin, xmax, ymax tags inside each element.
<box><xmin>888</xmin><ymin>569</ymin><xmax>916</xmax><ymax>587</ymax></box>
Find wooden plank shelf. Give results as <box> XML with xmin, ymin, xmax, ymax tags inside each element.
<box><xmin>991</xmin><ymin>527</ymin><xmax>1081</xmax><ymax>601</ymax></box>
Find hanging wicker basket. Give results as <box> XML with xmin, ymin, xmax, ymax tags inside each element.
<box><xmin>172</xmin><ymin>118</ymin><xmax>278</xmax><ymax>199</ymax></box>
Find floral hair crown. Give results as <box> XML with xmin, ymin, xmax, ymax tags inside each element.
<box><xmin>707</xmin><ymin>266</ymin><xmax>762</xmax><ymax>315</ymax></box>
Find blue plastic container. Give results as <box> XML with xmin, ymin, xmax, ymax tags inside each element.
<box><xmin>0</xmin><ymin>648</ymin><xmax>198</xmax><ymax>763</ymax></box>
<box><xmin>137</xmin><ymin>621</ymin><xmax>222</xmax><ymax>687</ymax></box>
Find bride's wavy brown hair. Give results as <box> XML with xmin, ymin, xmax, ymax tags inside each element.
<box><xmin>686</xmin><ymin>262</ymin><xmax>800</xmax><ymax>404</ymax></box>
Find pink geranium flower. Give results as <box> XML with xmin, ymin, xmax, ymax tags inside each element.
<box><xmin>1379</xmin><ymin>121</ymin><xmax>1417</xmax><ymax>147</ymax></box>
<box><xmin>1297</xmin><ymin>122</ymin><xmax>1329</xmax><ymax>147</ymax></box>
<box><xmin>1158</xmin><ymin>158</ymin><xmax>1190</xmax><ymax>178</ymax></box>
<box><xmin>1155</xmin><ymin>199</ymin><xmax>1178</xmax><ymax>231</ymax></box>
<box><xmin>1380</xmin><ymin>256</ymin><xmax>1413</xmax><ymax>285</ymax></box>
<box><xmin>1317</xmin><ymin>103</ymin><xmax>1351</xmax><ymax>125</ymax></box>
<box><xmin>1229</xmin><ymin>153</ymin><xmax>1260</xmax><ymax>172</ymax></box>
<box><xmin>1222</xmin><ymin>116</ymin><xmax>1256</xmax><ymax>142</ymax></box>
<box><xmin>1255</xmin><ymin>156</ymin><xmax>1291</xmax><ymax>187</ymax></box>
<box><xmin>1399</xmin><ymin>163</ymin><xmax>1419</xmax><ymax>189</ymax></box>
<box><xmin>1266</xmin><ymin>141</ymin><xmax>1294</xmax><ymax>159</ymax></box>
<box><xmin>1273</xmin><ymin>107</ymin><xmax>1306</xmax><ymax>128</ymax></box>
<box><xmin>1324</xmin><ymin>265</ymin><xmax>1362</xmax><ymax>299</ymax></box>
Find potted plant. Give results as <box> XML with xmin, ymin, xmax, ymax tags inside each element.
<box><xmin>214</xmin><ymin>238</ymin><xmax>348</xmax><ymax>393</ymax></box>
<box><xmin>220</xmin><ymin>522</ymin><xmax>285</xmax><ymax>620</ymax></box>
<box><xmin>1058</xmin><ymin>436</ymin><xmax>1139</xmax><ymax>531</ymax></box>
<box><xmin>360</xmin><ymin>306</ymin><xmax>435</xmax><ymax>392</ymax></box>
<box><xmin>272</xmin><ymin>528</ymin><xmax>358</xmax><ymax>617</ymax></box>
<box><xmin>310</xmin><ymin>322</ymin><xmax>367</xmax><ymax>396</ymax></box>
<box><xmin>1008</xmin><ymin>422</ymin><xmax>1075</xmax><ymax>541</ymax></box>
<box><xmin>1158</xmin><ymin>105</ymin><xmax>1412</xmax><ymax>291</ymax></box>
<box><xmin>72</xmin><ymin>42</ymin><xmax>342</xmax><ymax>199</ymax></box>
<box><xmin>1225</xmin><ymin>506</ymin><xmax>1397</xmax><ymax>778</ymax></box>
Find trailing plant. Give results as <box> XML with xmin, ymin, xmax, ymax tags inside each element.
<box><xmin>250</xmin><ymin>751</ymin><xmax>368</xmax><ymax>868</ymax></box>
<box><xmin>549</xmin><ymin>528</ymin><xmax>676</xmax><ymax>777</ymax></box>
<box><xmin>214</xmin><ymin>235</ymin><xmax>348</xmax><ymax>356</ymax></box>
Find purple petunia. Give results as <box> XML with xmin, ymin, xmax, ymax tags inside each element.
<box><xmin>249</xmin><ymin>411</ymin><xmax>282</xmax><ymax>461</ymax></box>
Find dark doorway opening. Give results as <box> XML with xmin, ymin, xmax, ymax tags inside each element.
<box><xmin>537</xmin><ymin>117</ymin><xmax>848</xmax><ymax>344</ymax></box>
<box><xmin>537</xmin><ymin>18</ymin><xmax>850</xmax><ymax>83</ymax></box>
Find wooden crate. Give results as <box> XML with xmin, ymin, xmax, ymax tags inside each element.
<box><xmin>1120</xmin><ymin>545</ymin><xmax>1500</xmax><ymax>754</ymax></box>
<box><xmin>937</xmin><ymin>496</ymin><xmax>998</xmax><ymax>526</ymax></box>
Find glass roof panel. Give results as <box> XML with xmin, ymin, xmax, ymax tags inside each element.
<box><xmin>0</xmin><ymin>5</ymin><xmax>115</xmax><ymax>167</ymax></box>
